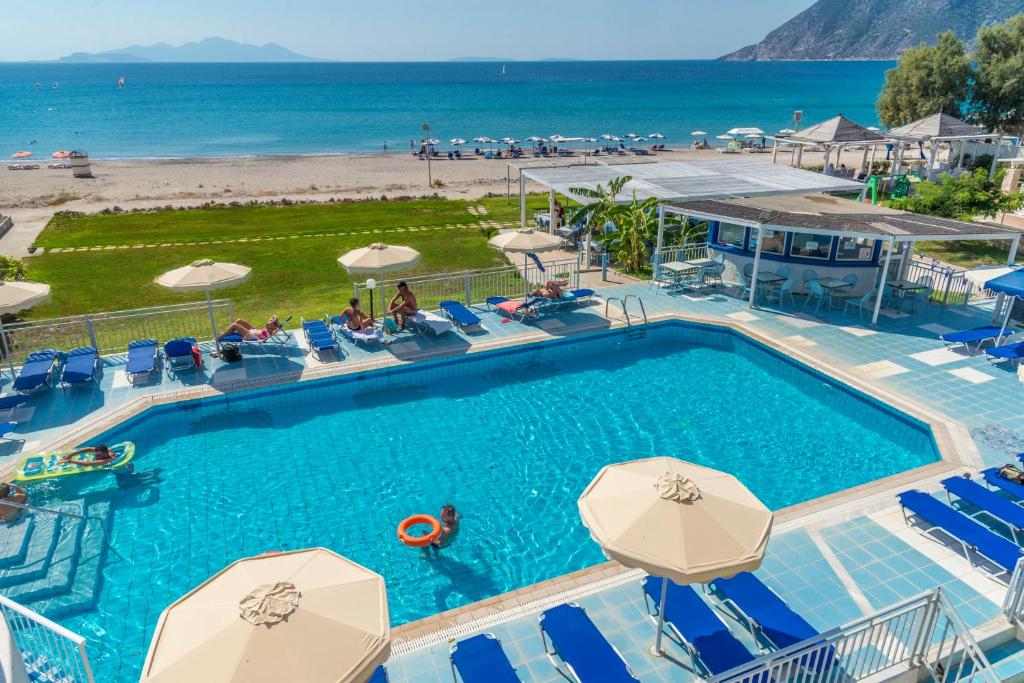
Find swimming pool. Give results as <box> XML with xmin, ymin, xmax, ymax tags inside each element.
<box><xmin>8</xmin><ymin>321</ymin><xmax>939</xmax><ymax>681</ymax></box>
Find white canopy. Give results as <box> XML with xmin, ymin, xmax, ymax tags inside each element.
<box><xmin>0</xmin><ymin>281</ymin><xmax>50</xmax><ymax>315</ymax></box>
<box><xmin>691</xmin><ymin>131</ymin><xmax>708</xmax><ymax>136</ymax></box>
<box><xmin>728</xmin><ymin>127</ymin><xmax>764</xmax><ymax>136</ymax></box>
<box><xmin>338</xmin><ymin>243</ymin><xmax>421</xmax><ymax>274</ymax></box>
<box><xmin>155</xmin><ymin>260</ymin><xmax>251</xmax><ymax>292</ymax></box>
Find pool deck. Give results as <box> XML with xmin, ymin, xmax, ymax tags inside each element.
<box><xmin>3</xmin><ymin>281</ymin><xmax>1024</xmax><ymax>681</ymax></box>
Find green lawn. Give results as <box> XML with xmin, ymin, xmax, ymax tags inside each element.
<box><xmin>914</xmin><ymin>240</ymin><xmax>1016</xmax><ymax>270</ymax></box>
<box><xmin>25</xmin><ymin>195</ymin><xmax>551</xmax><ymax>322</ymax></box>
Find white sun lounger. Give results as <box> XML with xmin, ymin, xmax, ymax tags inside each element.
<box><xmin>410</xmin><ymin>310</ymin><xmax>454</xmax><ymax>336</ymax></box>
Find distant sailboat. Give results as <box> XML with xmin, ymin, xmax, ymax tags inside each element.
<box><xmin>118</xmin><ymin>75</ymin><xmax>126</xmax><ymax>88</ymax></box>
<box><xmin>501</xmin><ymin>64</ymin><xmax>506</xmax><ymax>75</ymax></box>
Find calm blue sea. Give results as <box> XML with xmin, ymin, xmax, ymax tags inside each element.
<box><xmin>0</xmin><ymin>61</ymin><xmax>892</xmax><ymax>159</ymax></box>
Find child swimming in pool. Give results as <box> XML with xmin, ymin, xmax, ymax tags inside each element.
<box><xmin>431</xmin><ymin>504</ymin><xmax>460</xmax><ymax>548</ymax></box>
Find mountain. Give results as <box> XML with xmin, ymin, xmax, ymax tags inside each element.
<box><xmin>720</xmin><ymin>0</ymin><xmax>1024</xmax><ymax>61</ymax></box>
<box><xmin>58</xmin><ymin>37</ymin><xmax>320</xmax><ymax>63</ymax></box>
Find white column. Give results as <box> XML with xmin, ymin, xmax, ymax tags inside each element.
<box><xmin>957</xmin><ymin>140</ymin><xmax>966</xmax><ymax>169</ymax></box>
<box><xmin>897</xmin><ymin>240</ymin><xmax>914</xmax><ymax>280</ymax></box>
<box><xmin>748</xmin><ymin>225</ymin><xmax>764</xmax><ymax>308</ymax></box>
<box><xmin>822</xmin><ymin>146</ymin><xmax>830</xmax><ymax>173</ymax></box>
<box><xmin>519</xmin><ymin>174</ymin><xmax>526</xmax><ymax>229</ymax></box>
<box><xmin>860</xmin><ymin>146</ymin><xmax>870</xmax><ymax>175</ymax></box>
<box><xmin>872</xmin><ymin>240</ymin><xmax>895</xmax><ymax>325</ymax></box>
<box><xmin>1009</xmin><ymin>234</ymin><xmax>1020</xmax><ymax>265</ymax></box>
<box><xmin>926</xmin><ymin>138</ymin><xmax>939</xmax><ymax>178</ymax></box>
<box><xmin>795</xmin><ymin>145</ymin><xmax>803</xmax><ymax>168</ymax></box>
<box><xmin>548</xmin><ymin>189</ymin><xmax>556</xmax><ymax>233</ymax></box>
<box><xmin>771</xmin><ymin>138</ymin><xmax>779</xmax><ymax>164</ymax></box>
<box><xmin>654</xmin><ymin>206</ymin><xmax>666</xmax><ymax>279</ymax></box>
<box><xmin>868</xmin><ymin>144</ymin><xmax>877</xmax><ymax>176</ymax></box>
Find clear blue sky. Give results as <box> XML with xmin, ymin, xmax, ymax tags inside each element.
<box><xmin>3</xmin><ymin>0</ymin><xmax>816</xmax><ymax>61</ymax></box>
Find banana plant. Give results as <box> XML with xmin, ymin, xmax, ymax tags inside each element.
<box><xmin>567</xmin><ymin>175</ymin><xmax>632</xmax><ymax>266</ymax></box>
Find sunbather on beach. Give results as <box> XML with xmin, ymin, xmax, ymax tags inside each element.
<box><xmin>343</xmin><ymin>298</ymin><xmax>375</xmax><ymax>331</ymax></box>
<box><xmin>532</xmin><ymin>279</ymin><xmax>569</xmax><ymax>299</ymax></box>
<box><xmin>388</xmin><ymin>282</ymin><xmax>418</xmax><ymax>331</ymax></box>
<box><xmin>218</xmin><ymin>316</ymin><xmax>280</xmax><ymax>341</ymax></box>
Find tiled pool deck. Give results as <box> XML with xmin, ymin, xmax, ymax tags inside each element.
<box><xmin>2</xmin><ymin>281</ymin><xmax>1023</xmax><ymax>681</ymax></box>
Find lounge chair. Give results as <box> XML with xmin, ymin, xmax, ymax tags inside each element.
<box><xmin>981</xmin><ymin>467</ymin><xmax>1024</xmax><ymax>500</ymax></box>
<box><xmin>13</xmin><ymin>350</ymin><xmax>62</xmax><ymax>393</ymax></box>
<box><xmin>367</xmin><ymin>666</ymin><xmax>388</xmax><ymax>683</ymax></box>
<box><xmin>897</xmin><ymin>490</ymin><xmax>1024</xmax><ymax>576</ymax></box>
<box><xmin>486</xmin><ymin>296</ymin><xmax>539</xmax><ymax>320</ymax></box>
<box><xmin>0</xmin><ymin>395</ymin><xmax>28</xmax><ymax>417</ymax></box>
<box><xmin>163</xmin><ymin>337</ymin><xmax>198</xmax><ymax>376</ymax></box>
<box><xmin>986</xmin><ymin>341</ymin><xmax>1024</xmax><ymax>366</ymax></box>
<box><xmin>450</xmin><ymin>633</ymin><xmax>520</xmax><ymax>683</ymax></box>
<box><xmin>221</xmin><ymin>316</ymin><xmax>293</xmax><ymax>347</ymax></box>
<box><xmin>329</xmin><ymin>314</ymin><xmax>384</xmax><ymax>344</ymax></box>
<box><xmin>709</xmin><ymin>572</ymin><xmax>821</xmax><ymax>651</ymax></box>
<box><xmin>942</xmin><ymin>326</ymin><xmax>1009</xmax><ymax>352</ymax></box>
<box><xmin>438</xmin><ymin>300</ymin><xmax>482</xmax><ymax>329</ymax></box>
<box><xmin>943</xmin><ymin>475</ymin><xmax>1024</xmax><ymax>543</ymax></box>
<box><xmin>569</xmin><ymin>288</ymin><xmax>596</xmax><ymax>304</ymax></box>
<box><xmin>539</xmin><ymin>603</ymin><xmax>638</xmax><ymax>682</ymax></box>
<box><xmin>409</xmin><ymin>310</ymin><xmax>454</xmax><ymax>336</ymax></box>
<box><xmin>642</xmin><ymin>577</ymin><xmax>761</xmax><ymax>679</ymax></box>
<box><xmin>0</xmin><ymin>422</ymin><xmax>16</xmax><ymax>440</ymax></box>
<box><xmin>60</xmin><ymin>347</ymin><xmax>99</xmax><ymax>387</ymax></box>
<box><xmin>301</xmin><ymin>319</ymin><xmax>339</xmax><ymax>358</ymax></box>
<box><xmin>126</xmin><ymin>339</ymin><xmax>158</xmax><ymax>381</ymax></box>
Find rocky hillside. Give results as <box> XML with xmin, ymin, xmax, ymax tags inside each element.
<box><xmin>721</xmin><ymin>0</ymin><xmax>1024</xmax><ymax>60</ymax></box>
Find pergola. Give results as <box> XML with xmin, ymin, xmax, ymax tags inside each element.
<box><xmin>666</xmin><ymin>193</ymin><xmax>1022</xmax><ymax>324</ymax></box>
<box><xmin>886</xmin><ymin>113</ymin><xmax>1003</xmax><ymax>178</ymax></box>
<box><xmin>777</xmin><ymin>115</ymin><xmax>885</xmax><ymax>174</ymax></box>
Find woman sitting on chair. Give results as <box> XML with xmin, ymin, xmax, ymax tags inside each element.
<box><xmin>218</xmin><ymin>316</ymin><xmax>280</xmax><ymax>342</ymax></box>
<box><xmin>342</xmin><ymin>298</ymin><xmax>375</xmax><ymax>331</ymax></box>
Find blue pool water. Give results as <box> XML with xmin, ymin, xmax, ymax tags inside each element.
<box><xmin>11</xmin><ymin>322</ymin><xmax>937</xmax><ymax>681</ymax></box>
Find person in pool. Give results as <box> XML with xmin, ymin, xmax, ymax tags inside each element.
<box><xmin>431</xmin><ymin>504</ymin><xmax>460</xmax><ymax>548</ymax></box>
<box><xmin>342</xmin><ymin>298</ymin><xmax>375</xmax><ymax>331</ymax></box>
<box><xmin>218</xmin><ymin>316</ymin><xmax>280</xmax><ymax>342</ymax></box>
<box><xmin>60</xmin><ymin>445</ymin><xmax>115</xmax><ymax>465</ymax></box>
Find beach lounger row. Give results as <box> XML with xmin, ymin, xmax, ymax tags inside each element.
<box><xmin>301</xmin><ymin>318</ymin><xmax>339</xmax><ymax>359</ymax></box>
<box><xmin>11</xmin><ymin>347</ymin><xmax>104</xmax><ymax>393</ymax></box>
<box><xmin>941</xmin><ymin>326</ymin><xmax>1024</xmax><ymax>365</ymax></box>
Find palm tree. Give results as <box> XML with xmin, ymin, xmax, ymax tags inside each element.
<box><xmin>599</xmin><ymin>192</ymin><xmax>663</xmax><ymax>274</ymax></box>
<box><xmin>567</xmin><ymin>176</ymin><xmax>631</xmax><ymax>266</ymax></box>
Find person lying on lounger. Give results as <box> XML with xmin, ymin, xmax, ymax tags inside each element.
<box><xmin>531</xmin><ymin>279</ymin><xmax>569</xmax><ymax>299</ymax></box>
<box><xmin>218</xmin><ymin>316</ymin><xmax>280</xmax><ymax>342</ymax></box>
<box><xmin>342</xmin><ymin>298</ymin><xmax>375</xmax><ymax>331</ymax></box>
<box><xmin>387</xmin><ymin>282</ymin><xmax>418</xmax><ymax>332</ymax></box>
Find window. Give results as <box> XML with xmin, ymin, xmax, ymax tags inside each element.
<box><xmin>790</xmin><ymin>233</ymin><xmax>833</xmax><ymax>259</ymax></box>
<box><xmin>836</xmin><ymin>236</ymin><xmax>876</xmax><ymax>262</ymax></box>
<box><xmin>749</xmin><ymin>229</ymin><xmax>785</xmax><ymax>255</ymax></box>
<box><xmin>717</xmin><ymin>223</ymin><xmax>746</xmax><ymax>248</ymax></box>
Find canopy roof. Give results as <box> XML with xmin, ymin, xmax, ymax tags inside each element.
<box><xmin>887</xmin><ymin>113</ymin><xmax>986</xmax><ymax>141</ymax></box>
<box><xmin>788</xmin><ymin>115</ymin><xmax>885</xmax><ymax>145</ymax></box>
<box><xmin>671</xmin><ymin>193</ymin><xmax>1023</xmax><ymax>242</ymax></box>
<box><xmin>520</xmin><ymin>160</ymin><xmax>863</xmax><ymax>204</ymax></box>
<box><xmin>985</xmin><ymin>268</ymin><xmax>1024</xmax><ymax>297</ymax></box>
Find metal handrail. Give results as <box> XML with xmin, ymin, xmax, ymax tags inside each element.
<box><xmin>604</xmin><ymin>297</ymin><xmax>631</xmax><ymax>327</ymax></box>
<box><xmin>623</xmin><ymin>295</ymin><xmax>647</xmax><ymax>325</ymax></box>
<box><xmin>0</xmin><ymin>594</ymin><xmax>94</xmax><ymax>683</ymax></box>
<box><xmin>0</xmin><ymin>500</ymin><xmax>89</xmax><ymax>521</ymax></box>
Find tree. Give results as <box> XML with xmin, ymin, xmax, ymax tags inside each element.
<box><xmin>599</xmin><ymin>193</ymin><xmax>662</xmax><ymax>274</ymax></box>
<box><xmin>971</xmin><ymin>15</ymin><xmax>1024</xmax><ymax>135</ymax></box>
<box><xmin>567</xmin><ymin>175</ymin><xmax>631</xmax><ymax>264</ymax></box>
<box><xmin>0</xmin><ymin>256</ymin><xmax>26</xmax><ymax>282</ymax></box>
<box><xmin>889</xmin><ymin>168</ymin><xmax>1024</xmax><ymax>221</ymax></box>
<box><xmin>876</xmin><ymin>32</ymin><xmax>971</xmax><ymax>128</ymax></box>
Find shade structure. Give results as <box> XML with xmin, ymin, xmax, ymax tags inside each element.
<box><xmin>488</xmin><ymin>229</ymin><xmax>562</xmax><ymax>300</ymax></box>
<box><xmin>140</xmin><ymin>548</ymin><xmax>390</xmax><ymax>683</ymax></box>
<box><xmin>156</xmin><ymin>259</ymin><xmax>251</xmax><ymax>352</ymax></box>
<box><xmin>338</xmin><ymin>243</ymin><xmax>421</xmax><ymax>275</ymax></box>
<box><xmin>887</xmin><ymin>113</ymin><xmax>984</xmax><ymax>140</ymax></box>
<box><xmin>788</xmin><ymin>115</ymin><xmax>883</xmax><ymax>145</ymax></box>
<box><xmin>578</xmin><ymin>457</ymin><xmax>772</xmax><ymax>655</ymax></box>
<box><xmin>10</xmin><ymin>151</ymin><xmax>31</xmax><ymax>159</ymax></box>
<box><xmin>51</xmin><ymin>150</ymin><xmax>71</xmax><ymax>159</ymax></box>
<box><xmin>0</xmin><ymin>281</ymin><xmax>50</xmax><ymax>315</ymax></box>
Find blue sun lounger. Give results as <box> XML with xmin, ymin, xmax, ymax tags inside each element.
<box><xmin>450</xmin><ymin>633</ymin><xmax>520</xmax><ymax>683</ymax></box>
<box><xmin>986</xmin><ymin>341</ymin><xmax>1024</xmax><ymax>366</ymax></box>
<box><xmin>301</xmin><ymin>319</ymin><xmax>339</xmax><ymax>359</ymax></box>
<box><xmin>126</xmin><ymin>339</ymin><xmax>158</xmax><ymax>381</ymax></box>
<box><xmin>982</xmin><ymin>467</ymin><xmax>1024</xmax><ymax>500</ymax></box>
<box><xmin>438</xmin><ymin>300</ymin><xmax>482</xmax><ymax>329</ymax></box>
<box><xmin>13</xmin><ymin>350</ymin><xmax>62</xmax><ymax>393</ymax></box>
<box><xmin>941</xmin><ymin>326</ymin><xmax>1009</xmax><ymax>351</ymax></box>
<box><xmin>539</xmin><ymin>603</ymin><xmax>638</xmax><ymax>682</ymax></box>
<box><xmin>163</xmin><ymin>337</ymin><xmax>197</xmax><ymax>376</ymax></box>
<box><xmin>0</xmin><ymin>395</ymin><xmax>28</xmax><ymax>415</ymax></box>
<box><xmin>60</xmin><ymin>347</ymin><xmax>99</xmax><ymax>387</ymax></box>
<box><xmin>642</xmin><ymin>577</ymin><xmax>762</xmax><ymax>680</ymax></box>
<box><xmin>944</xmin><ymin>475</ymin><xmax>1024</xmax><ymax>543</ymax></box>
<box><xmin>898</xmin><ymin>490</ymin><xmax>1024</xmax><ymax>576</ymax></box>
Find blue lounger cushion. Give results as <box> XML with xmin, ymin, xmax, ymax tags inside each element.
<box><xmin>898</xmin><ymin>490</ymin><xmax>1024</xmax><ymax>573</ymax></box>
<box><xmin>164</xmin><ymin>338</ymin><xmax>195</xmax><ymax>359</ymax></box>
<box><xmin>942</xmin><ymin>326</ymin><xmax>1005</xmax><ymax>347</ymax></box>
<box><xmin>986</xmin><ymin>341</ymin><xmax>1024</xmax><ymax>362</ymax></box>
<box><xmin>451</xmin><ymin>633</ymin><xmax>520</xmax><ymax>683</ymax></box>
<box><xmin>540</xmin><ymin>603</ymin><xmax>637</xmax><ymax>681</ymax></box>
<box><xmin>982</xmin><ymin>467</ymin><xmax>1024</xmax><ymax>500</ymax></box>
<box><xmin>643</xmin><ymin>577</ymin><xmax>759</xmax><ymax>678</ymax></box>
<box><xmin>438</xmin><ymin>300</ymin><xmax>482</xmax><ymax>327</ymax></box>
<box><xmin>711</xmin><ymin>572</ymin><xmax>819</xmax><ymax>650</ymax></box>
<box><xmin>570</xmin><ymin>288</ymin><xmax>595</xmax><ymax>299</ymax></box>
<box><xmin>0</xmin><ymin>395</ymin><xmax>28</xmax><ymax>412</ymax></box>
<box><xmin>0</xmin><ymin>422</ymin><xmax>15</xmax><ymax>439</ymax></box>
<box><xmin>944</xmin><ymin>476</ymin><xmax>1024</xmax><ymax>532</ymax></box>
<box><xmin>126</xmin><ymin>339</ymin><xmax>158</xmax><ymax>377</ymax></box>
<box><xmin>13</xmin><ymin>350</ymin><xmax>60</xmax><ymax>391</ymax></box>
<box><xmin>61</xmin><ymin>347</ymin><xmax>98</xmax><ymax>385</ymax></box>
<box><xmin>367</xmin><ymin>666</ymin><xmax>388</xmax><ymax>683</ymax></box>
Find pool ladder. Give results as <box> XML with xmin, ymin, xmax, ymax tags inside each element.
<box><xmin>605</xmin><ymin>295</ymin><xmax>648</xmax><ymax>338</ymax></box>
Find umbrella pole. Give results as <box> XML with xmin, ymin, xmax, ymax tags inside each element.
<box><xmin>207</xmin><ymin>290</ymin><xmax>221</xmax><ymax>355</ymax></box>
<box><xmin>652</xmin><ymin>578</ymin><xmax>669</xmax><ymax>657</ymax></box>
<box><xmin>524</xmin><ymin>253</ymin><xmax>530</xmax><ymax>301</ymax></box>
<box><xmin>997</xmin><ymin>295</ymin><xmax>1017</xmax><ymax>345</ymax></box>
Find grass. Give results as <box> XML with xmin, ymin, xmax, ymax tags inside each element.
<box><xmin>24</xmin><ymin>194</ymin><xmax>551</xmax><ymax>323</ymax></box>
<box><xmin>914</xmin><ymin>240</ymin><xmax>1016</xmax><ymax>270</ymax></box>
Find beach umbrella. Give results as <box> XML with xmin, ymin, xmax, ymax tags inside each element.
<box><xmin>716</xmin><ymin>134</ymin><xmax>734</xmax><ymax>141</ymax></box>
<box><xmin>727</xmin><ymin>127</ymin><xmax>764</xmax><ymax>136</ymax></box>
<box><xmin>488</xmin><ymin>228</ymin><xmax>562</xmax><ymax>300</ymax></box>
<box><xmin>0</xmin><ymin>281</ymin><xmax>51</xmax><ymax>378</ymax></box>
<box><xmin>155</xmin><ymin>259</ymin><xmax>251</xmax><ymax>353</ymax></box>
<box><xmin>140</xmin><ymin>548</ymin><xmax>390</xmax><ymax>683</ymax></box>
<box><xmin>625</xmin><ymin>133</ymin><xmax>638</xmax><ymax>139</ymax></box>
<box><xmin>691</xmin><ymin>131</ymin><xmax>708</xmax><ymax>136</ymax></box>
<box><xmin>649</xmin><ymin>133</ymin><xmax>665</xmax><ymax>139</ymax></box>
<box><xmin>10</xmin><ymin>151</ymin><xmax>31</xmax><ymax>159</ymax></box>
<box><xmin>449</xmin><ymin>138</ymin><xmax>466</xmax><ymax>146</ymax></box>
<box><xmin>338</xmin><ymin>243</ymin><xmax>421</xmax><ymax>321</ymax></box>
<box><xmin>866</xmin><ymin>127</ymin><xmax>881</xmax><ymax>132</ymax></box>
<box><xmin>778</xmin><ymin>129</ymin><xmax>796</xmax><ymax>135</ymax></box>
<box><xmin>51</xmin><ymin>150</ymin><xmax>71</xmax><ymax>159</ymax></box>
<box><xmin>578</xmin><ymin>456</ymin><xmax>772</xmax><ymax>656</ymax></box>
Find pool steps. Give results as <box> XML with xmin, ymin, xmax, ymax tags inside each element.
<box><xmin>0</xmin><ymin>514</ymin><xmax>35</xmax><ymax>569</ymax></box>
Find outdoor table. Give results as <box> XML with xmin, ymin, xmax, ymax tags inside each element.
<box><xmin>682</xmin><ymin>258</ymin><xmax>716</xmax><ymax>271</ymax></box>
<box><xmin>815</xmin><ymin>277</ymin><xmax>853</xmax><ymax>309</ymax></box>
<box><xmin>753</xmin><ymin>271</ymin><xmax>786</xmax><ymax>304</ymax></box>
<box><xmin>887</xmin><ymin>279</ymin><xmax>927</xmax><ymax>310</ymax></box>
<box><xmin>660</xmin><ymin>261</ymin><xmax>696</xmax><ymax>291</ymax></box>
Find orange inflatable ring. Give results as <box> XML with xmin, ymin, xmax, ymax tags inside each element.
<box><xmin>397</xmin><ymin>514</ymin><xmax>441</xmax><ymax>547</ymax></box>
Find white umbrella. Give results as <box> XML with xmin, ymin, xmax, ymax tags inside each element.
<box><xmin>728</xmin><ymin>127</ymin><xmax>764</xmax><ymax>136</ymax></box>
<box><xmin>716</xmin><ymin>134</ymin><xmax>734</xmax><ymax>141</ymax></box>
<box><xmin>0</xmin><ymin>281</ymin><xmax>51</xmax><ymax>378</ymax></box>
<box><xmin>867</xmin><ymin>126</ymin><xmax>881</xmax><ymax>132</ymax></box>
<box><xmin>449</xmin><ymin>138</ymin><xmax>466</xmax><ymax>146</ymax></box>
<box><xmin>625</xmin><ymin>132</ymin><xmax>638</xmax><ymax>139</ymax></box>
<box><xmin>488</xmin><ymin>229</ymin><xmax>563</xmax><ymax>300</ymax></box>
<box><xmin>141</xmin><ymin>548</ymin><xmax>389</xmax><ymax>683</ymax></box>
<box><xmin>691</xmin><ymin>131</ymin><xmax>708</xmax><ymax>136</ymax></box>
<box><xmin>649</xmin><ymin>133</ymin><xmax>665</xmax><ymax>139</ymax></box>
<box><xmin>526</xmin><ymin>136</ymin><xmax>546</xmax><ymax>143</ymax></box>
<box><xmin>579</xmin><ymin>457</ymin><xmax>772</xmax><ymax>656</ymax></box>
<box><xmin>156</xmin><ymin>259</ymin><xmax>251</xmax><ymax>353</ymax></box>
<box><xmin>339</xmin><ymin>243</ymin><xmax>420</xmax><ymax>321</ymax></box>
<box><xmin>778</xmin><ymin>128</ymin><xmax>796</xmax><ymax>135</ymax></box>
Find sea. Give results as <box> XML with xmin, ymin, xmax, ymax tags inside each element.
<box><xmin>0</xmin><ymin>60</ymin><xmax>893</xmax><ymax>159</ymax></box>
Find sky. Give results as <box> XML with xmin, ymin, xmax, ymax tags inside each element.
<box><xmin>1</xmin><ymin>0</ymin><xmax>816</xmax><ymax>61</ymax></box>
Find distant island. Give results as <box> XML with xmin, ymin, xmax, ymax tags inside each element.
<box><xmin>720</xmin><ymin>0</ymin><xmax>1024</xmax><ymax>60</ymax></box>
<box><xmin>58</xmin><ymin>37</ymin><xmax>320</xmax><ymax>63</ymax></box>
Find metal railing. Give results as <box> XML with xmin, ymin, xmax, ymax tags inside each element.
<box><xmin>353</xmin><ymin>258</ymin><xmax>581</xmax><ymax>313</ymax></box>
<box><xmin>711</xmin><ymin>588</ymin><xmax>997</xmax><ymax>683</ymax></box>
<box><xmin>660</xmin><ymin>242</ymin><xmax>711</xmax><ymax>265</ymax></box>
<box><xmin>2</xmin><ymin>300</ymin><xmax>234</xmax><ymax>366</ymax></box>
<box><xmin>0</xmin><ymin>594</ymin><xmax>94</xmax><ymax>683</ymax></box>
<box><xmin>1002</xmin><ymin>556</ymin><xmax>1024</xmax><ymax>625</ymax></box>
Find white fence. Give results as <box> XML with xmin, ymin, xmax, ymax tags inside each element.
<box><xmin>2</xmin><ymin>300</ymin><xmax>234</xmax><ymax>366</ymax></box>
<box><xmin>352</xmin><ymin>258</ymin><xmax>581</xmax><ymax>313</ymax></box>
<box><xmin>0</xmin><ymin>594</ymin><xmax>94</xmax><ymax>683</ymax></box>
<box><xmin>711</xmin><ymin>588</ymin><xmax>997</xmax><ymax>683</ymax></box>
